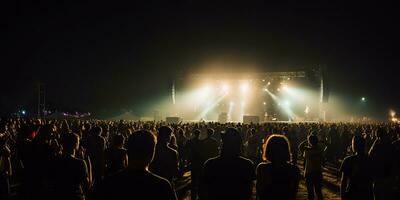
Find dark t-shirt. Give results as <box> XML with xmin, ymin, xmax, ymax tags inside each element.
<box><xmin>149</xmin><ymin>144</ymin><xmax>179</xmax><ymax>182</ymax></box>
<box><xmin>92</xmin><ymin>169</ymin><xmax>177</xmax><ymax>200</ymax></box>
<box><xmin>54</xmin><ymin>155</ymin><xmax>89</xmax><ymax>200</ymax></box>
<box><xmin>202</xmin><ymin>155</ymin><xmax>255</xmax><ymax>200</ymax></box>
<box><xmin>256</xmin><ymin>162</ymin><xmax>300</xmax><ymax>200</ymax></box>
<box><xmin>105</xmin><ymin>147</ymin><xmax>127</xmax><ymax>175</ymax></box>
<box><xmin>340</xmin><ymin>154</ymin><xmax>373</xmax><ymax>199</ymax></box>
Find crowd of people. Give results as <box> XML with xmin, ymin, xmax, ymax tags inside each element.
<box><xmin>0</xmin><ymin>118</ymin><xmax>399</xmax><ymax>200</ymax></box>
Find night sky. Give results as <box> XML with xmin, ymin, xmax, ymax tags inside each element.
<box><xmin>2</xmin><ymin>1</ymin><xmax>399</xmax><ymax>119</ymax></box>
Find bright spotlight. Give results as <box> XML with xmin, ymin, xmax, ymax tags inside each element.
<box><xmin>240</xmin><ymin>83</ymin><xmax>249</xmax><ymax>93</ymax></box>
<box><xmin>267</xmin><ymin>82</ymin><xmax>271</xmax><ymax>86</ymax></box>
<box><xmin>390</xmin><ymin>110</ymin><xmax>396</xmax><ymax>118</ymax></box>
<box><xmin>199</xmin><ymin>86</ymin><xmax>211</xmax><ymax>98</ymax></box>
<box><xmin>264</xmin><ymin>88</ymin><xmax>268</xmax><ymax>92</ymax></box>
<box><xmin>282</xmin><ymin>85</ymin><xmax>288</xmax><ymax>91</ymax></box>
<box><xmin>222</xmin><ymin>83</ymin><xmax>229</xmax><ymax>93</ymax></box>
<box><xmin>263</xmin><ymin>102</ymin><xmax>266</xmax><ymax>105</ymax></box>
<box><xmin>361</xmin><ymin>97</ymin><xmax>366</xmax><ymax>102</ymax></box>
<box><xmin>21</xmin><ymin>110</ymin><xmax>26</xmax><ymax>115</ymax></box>
<box><xmin>284</xmin><ymin>100</ymin><xmax>290</xmax><ymax>106</ymax></box>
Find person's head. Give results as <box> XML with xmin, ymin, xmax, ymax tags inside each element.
<box><xmin>221</xmin><ymin>127</ymin><xmax>242</xmax><ymax>157</ymax></box>
<box><xmin>206</xmin><ymin>128</ymin><xmax>214</xmax><ymax>138</ymax></box>
<box><xmin>263</xmin><ymin>134</ymin><xmax>291</xmax><ymax>163</ymax></box>
<box><xmin>35</xmin><ymin>124</ymin><xmax>54</xmax><ymax>143</ymax></box>
<box><xmin>61</xmin><ymin>133</ymin><xmax>80</xmax><ymax>154</ymax></box>
<box><xmin>127</xmin><ymin>130</ymin><xmax>157</xmax><ymax>169</ymax></box>
<box><xmin>352</xmin><ymin>135</ymin><xmax>365</xmax><ymax>154</ymax></box>
<box><xmin>307</xmin><ymin>134</ymin><xmax>318</xmax><ymax>147</ymax></box>
<box><xmin>157</xmin><ymin>126</ymin><xmax>173</xmax><ymax>144</ymax></box>
<box><xmin>193</xmin><ymin>129</ymin><xmax>201</xmax><ymax>138</ymax></box>
<box><xmin>112</xmin><ymin>134</ymin><xmax>125</xmax><ymax>148</ymax></box>
<box><xmin>91</xmin><ymin>126</ymin><xmax>102</xmax><ymax>136</ymax></box>
<box><xmin>376</xmin><ymin>127</ymin><xmax>388</xmax><ymax>140</ymax></box>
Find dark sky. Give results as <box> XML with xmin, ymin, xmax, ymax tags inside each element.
<box><xmin>2</xmin><ymin>1</ymin><xmax>399</xmax><ymax>118</ymax></box>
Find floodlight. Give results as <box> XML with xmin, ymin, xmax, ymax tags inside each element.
<box><xmin>240</xmin><ymin>82</ymin><xmax>249</xmax><ymax>93</ymax></box>
<box><xmin>222</xmin><ymin>83</ymin><xmax>229</xmax><ymax>93</ymax></box>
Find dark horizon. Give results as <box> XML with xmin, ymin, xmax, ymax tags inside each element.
<box><xmin>2</xmin><ymin>1</ymin><xmax>400</xmax><ymax>119</ymax></box>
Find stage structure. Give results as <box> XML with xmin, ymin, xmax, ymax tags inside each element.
<box><xmin>170</xmin><ymin>67</ymin><xmax>328</xmax><ymax>122</ymax></box>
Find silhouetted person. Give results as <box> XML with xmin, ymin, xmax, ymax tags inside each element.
<box><xmin>105</xmin><ymin>134</ymin><xmax>128</xmax><ymax>175</ymax></box>
<box><xmin>0</xmin><ymin>133</ymin><xmax>12</xmax><ymax>199</ymax></box>
<box><xmin>92</xmin><ymin>130</ymin><xmax>177</xmax><ymax>200</ymax></box>
<box><xmin>202</xmin><ymin>127</ymin><xmax>255</xmax><ymax>200</ymax></box>
<box><xmin>303</xmin><ymin>134</ymin><xmax>324</xmax><ymax>200</ymax></box>
<box><xmin>187</xmin><ymin>129</ymin><xmax>202</xmax><ymax>200</ymax></box>
<box><xmin>29</xmin><ymin>124</ymin><xmax>58</xmax><ymax>199</ymax></box>
<box><xmin>340</xmin><ymin>135</ymin><xmax>373</xmax><ymax>200</ymax></box>
<box><xmin>246</xmin><ymin>128</ymin><xmax>260</xmax><ymax>164</ymax></box>
<box><xmin>86</xmin><ymin>126</ymin><xmax>106</xmax><ymax>185</ymax></box>
<box><xmin>393</xmin><ymin>131</ymin><xmax>400</xmax><ymax>199</ymax></box>
<box><xmin>200</xmin><ymin>128</ymin><xmax>219</xmax><ymax>162</ymax></box>
<box><xmin>54</xmin><ymin>133</ymin><xmax>91</xmax><ymax>200</ymax></box>
<box><xmin>256</xmin><ymin>134</ymin><xmax>300</xmax><ymax>200</ymax></box>
<box><xmin>368</xmin><ymin>127</ymin><xmax>396</xmax><ymax>200</ymax></box>
<box><xmin>284</xmin><ymin>126</ymin><xmax>299</xmax><ymax>165</ymax></box>
<box><xmin>149</xmin><ymin>126</ymin><xmax>179</xmax><ymax>183</ymax></box>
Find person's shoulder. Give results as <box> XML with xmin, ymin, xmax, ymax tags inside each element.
<box><xmin>147</xmin><ymin>170</ymin><xmax>173</xmax><ymax>186</ymax></box>
<box><xmin>166</xmin><ymin>146</ymin><xmax>178</xmax><ymax>154</ymax></box>
<box><xmin>256</xmin><ymin>162</ymin><xmax>270</xmax><ymax>172</ymax></box>
<box><xmin>238</xmin><ymin>156</ymin><xmax>254</xmax><ymax>165</ymax></box>
<box><xmin>204</xmin><ymin>156</ymin><xmax>219</xmax><ymax>166</ymax></box>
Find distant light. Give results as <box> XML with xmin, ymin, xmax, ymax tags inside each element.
<box><xmin>284</xmin><ymin>100</ymin><xmax>290</xmax><ymax>106</ymax></box>
<box><xmin>21</xmin><ymin>110</ymin><xmax>26</xmax><ymax>115</ymax></box>
<box><xmin>222</xmin><ymin>83</ymin><xmax>229</xmax><ymax>93</ymax></box>
<box><xmin>390</xmin><ymin>110</ymin><xmax>396</xmax><ymax>118</ymax></box>
<box><xmin>240</xmin><ymin>83</ymin><xmax>249</xmax><ymax>93</ymax></box>
<box><xmin>267</xmin><ymin>82</ymin><xmax>271</xmax><ymax>86</ymax></box>
<box><xmin>361</xmin><ymin>97</ymin><xmax>366</xmax><ymax>102</ymax></box>
<box><xmin>199</xmin><ymin>85</ymin><xmax>211</xmax><ymax>99</ymax></box>
<box><xmin>263</xmin><ymin>102</ymin><xmax>266</xmax><ymax>105</ymax></box>
<box><xmin>305</xmin><ymin>105</ymin><xmax>310</xmax><ymax>114</ymax></box>
<box><xmin>282</xmin><ymin>85</ymin><xmax>288</xmax><ymax>91</ymax></box>
<box><xmin>262</xmin><ymin>79</ymin><xmax>265</xmax><ymax>82</ymax></box>
<box><xmin>264</xmin><ymin>88</ymin><xmax>268</xmax><ymax>92</ymax></box>
<box><xmin>287</xmin><ymin>77</ymin><xmax>291</xmax><ymax>80</ymax></box>
<box><xmin>277</xmin><ymin>88</ymin><xmax>281</xmax><ymax>92</ymax></box>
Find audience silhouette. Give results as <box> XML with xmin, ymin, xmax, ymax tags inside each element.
<box><xmin>93</xmin><ymin>130</ymin><xmax>177</xmax><ymax>200</ymax></box>
<box><xmin>340</xmin><ymin>135</ymin><xmax>373</xmax><ymax>200</ymax></box>
<box><xmin>303</xmin><ymin>134</ymin><xmax>324</xmax><ymax>200</ymax></box>
<box><xmin>202</xmin><ymin>127</ymin><xmax>255</xmax><ymax>200</ymax></box>
<box><xmin>256</xmin><ymin>134</ymin><xmax>300</xmax><ymax>200</ymax></box>
<box><xmin>149</xmin><ymin>126</ymin><xmax>179</xmax><ymax>183</ymax></box>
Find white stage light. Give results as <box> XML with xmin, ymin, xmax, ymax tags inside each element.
<box><xmin>240</xmin><ymin>83</ymin><xmax>249</xmax><ymax>93</ymax></box>
<box><xmin>222</xmin><ymin>83</ymin><xmax>229</xmax><ymax>93</ymax></box>
<box><xmin>263</xmin><ymin>102</ymin><xmax>266</xmax><ymax>105</ymax></box>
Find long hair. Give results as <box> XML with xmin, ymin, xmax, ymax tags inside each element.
<box><xmin>262</xmin><ymin>134</ymin><xmax>291</xmax><ymax>163</ymax></box>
